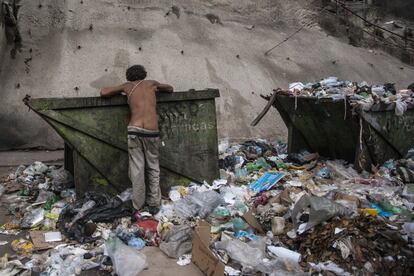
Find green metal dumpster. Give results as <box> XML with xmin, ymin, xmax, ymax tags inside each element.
<box><xmin>268</xmin><ymin>93</ymin><xmax>414</xmax><ymax>171</ymax></box>
<box><xmin>24</xmin><ymin>89</ymin><xmax>220</xmax><ymax>195</ymax></box>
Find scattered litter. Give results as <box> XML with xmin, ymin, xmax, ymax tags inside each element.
<box><xmin>177</xmin><ymin>254</ymin><xmax>192</xmax><ymax>266</ymax></box>
<box><xmin>268</xmin><ymin>246</ymin><xmax>301</xmax><ymax>263</ymax></box>
<box><xmin>249</xmin><ymin>172</ymin><xmax>284</xmax><ymax>193</ymax></box>
<box><xmin>44</xmin><ymin>231</ymin><xmax>62</xmax><ymax>242</ymax></box>
<box><xmin>11</xmin><ymin>239</ymin><xmax>33</xmax><ymax>255</ymax></box>
<box><xmin>1</xmin><ymin>140</ymin><xmax>413</xmax><ymax>275</ymax></box>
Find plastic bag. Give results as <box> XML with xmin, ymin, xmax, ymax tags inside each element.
<box><xmin>246</xmin><ymin>157</ymin><xmax>271</xmax><ymax>172</ymax></box>
<box><xmin>34</xmin><ymin>190</ymin><xmax>55</xmax><ymax>204</ymax></box>
<box><xmin>289</xmin><ymin>151</ymin><xmax>319</xmax><ymax>165</ymax></box>
<box><xmin>289</xmin><ymin>82</ymin><xmax>304</xmax><ymax>92</ymax></box>
<box><xmin>20</xmin><ymin>208</ymin><xmax>45</xmax><ymax>229</ymax></box>
<box><xmin>23</xmin><ymin>161</ymin><xmax>48</xmax><ymax>176</ymax></box>
<box><xmin>159</xmin><ymin>225</ymin><xmax>192</xmax><ymax>258</ymax></box>
<box><xmin>402</xmin><ymin>222</ymin><xmax>414</xmax><ymax>239</ymax></box>
<box><xmin>271</xmin><ymin>217</ymin><xmax>285</xmax><ymax>235</ymax></box>
<box><xmin>128</xmin><ymin>237</ymin><xmax>146</xmax><ymax>250</ymax></box>
<box><xmin>117</xmin><ymin>188</ymin><xmax>132</xmax><ymax>202</ymax></box>
<box><xmin>309</xmin><ymin>261</ymin><xmax>351</xmax><ymax>276</ymax></box>
<box><xmin>326</xmin><ymin>160</ymin><xmax>359</xmax><ymax>180</ymax></box>
<box><xmin>58</xmin><ymin>192</ymin><xmax>133</xmax><ymax>243</ymax></box>
<box><xmin>11</xmin><ymin>239</ymin><xmax>33</xmax><ymax>255</ymax></box>
<box><xmin>320</xmin><ymin>76</ymin><xmax>339</xmax><ymax>87</ymax></box>
<box><xmin>215</xmin><ymin>238</ymin><xmax>266</xmax><ymax>268</ymax></box>
<box><xmin>47</xmin><ymin>167</ymin><xmax>74</xmax><ymax>191</ymax></box>
<box><xmin>395</xmin><ymin>99</ymin><xmax>407</xmax><ymax>116</ymax></box>
<box><xmin>106</xmin><ymin>237</ymin><xmax>148</xmax><ymax>276</ymax></box>
<box><xmin>292</xmin><ymin>195</ymin><xmax>349</xmax><ymax>233</ymax></box>
<box><xmin>316</xmin><ymin>167</ymin><xmax>330</xmax><ymax>179</ymax></box>
<box><xmin>174</xmin><ymin>191</ymin><xmax>224</xmax><ymax>218</ymax></box>
<box><xmin>257</xmin><ymin>259</ymin><xmax>306</xmax><ymax>276</ymax></box>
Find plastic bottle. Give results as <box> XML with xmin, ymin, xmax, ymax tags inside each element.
<box><xmin>70</xmin><ymin>200</ymin><xmax>96</xmax><ymax>225</ymax></box>
<box><xmin>276</xmin><ymin>162</ymin><xmax>289</xmax><ymax>170</ymax></box>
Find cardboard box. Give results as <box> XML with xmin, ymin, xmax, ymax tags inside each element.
<box><xmin>192</xmin><ymin>211</ymin><xmax>263</xmax><ymax>276</ymax></box>
<box><xmin>192</xmin><ymin>221</ymin><xmax>225</xmax><ymax>276</ymax></box>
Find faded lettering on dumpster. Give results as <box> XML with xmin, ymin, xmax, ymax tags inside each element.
<box><xmin>158</xmin><ymin>102</ymin><xmax>214</xmax><ymax>139</ymax></box>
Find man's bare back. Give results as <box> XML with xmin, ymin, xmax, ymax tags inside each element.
<box><xmin>101</xmin><ymin>65</ymin><xmax>171</xmax><ymax>213</ymax></box>
<box><xmin>100</xmin><ymin>80</ymin><xmax>173</xmax><ymax>131</ymax></box>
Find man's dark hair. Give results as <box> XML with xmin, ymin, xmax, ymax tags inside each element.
<box><xmin>126</xmin><ymin>65</ymin><xmax>147</xmax><ymax>81</ymax></box>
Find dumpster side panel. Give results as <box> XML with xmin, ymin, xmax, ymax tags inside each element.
<box><xmin>47</xmin><ymin>118</ymin><xmax>130</xmax><ymax>193</ymax></box>
<box><xmin>275</xmin><ymin>96</ymin><xmax>359</xmax><ymax>162</ymax></box>
<box><xmin>158</xmin><ymin>99</ymin><xmax>219</xmax><ymax>183</ymax></box>
<box><xmin>73</xmin><ymin>150</ymin><xmax>120</xmax><ymax>195</ymax></box>
<box><xmin>357</xmin><ymin>109</ymin><xmax>414</xmax><ymax>170</ymax></box>
<box><xmin>370</xmin><ymin>110</ymin><xmax>414</xmax><ymax>156</ymax></box>
<box><xmin>28</xmin><ymin>91</ymin><xmax>220</xmax><ymax>195</ymax></box>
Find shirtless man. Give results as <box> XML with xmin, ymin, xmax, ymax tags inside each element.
<box><xmin>100</xmin><ymin>65</ymin><xmax>173</xmax><ymax>214</ymax></box>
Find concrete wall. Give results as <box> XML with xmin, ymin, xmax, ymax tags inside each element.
<box><xmin>0</xmin><ymin>20</ymin><xmax>5</xmax><ymax>63</ymax></box>
<box><xmin>0</xmin><ymin>0</ymin><xmax>414</xmax><ymax>150</ymax></box>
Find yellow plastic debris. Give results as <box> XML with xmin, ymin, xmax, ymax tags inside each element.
<box><xmin>360</xmin><ymin>208</ymin><xmax>378</xmax><ymax>217</ymax></box>
<box><xmin>11</xmin><ymin>239</ymin><xmax>33</xmax><ymax>255</ymax></box>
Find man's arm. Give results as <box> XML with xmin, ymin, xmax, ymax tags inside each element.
<box><xmin>154</xmin><ymin>81</ymin><xmax>173</xmax><ymax>93</ymax></box>
<box><xmin>100</xmin><ymin>84</ymin><xmax>126</xmax><ymax>97</ymax></box>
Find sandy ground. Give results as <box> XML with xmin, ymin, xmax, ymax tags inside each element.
<box><xmin>0</xmin><ymin>150</ymin><xmax>203</xmax><ymax>276</ymax></box>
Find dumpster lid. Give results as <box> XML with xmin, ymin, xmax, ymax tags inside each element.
<box><xmin>24</xmin><ymin>89</ymin><xmax>219</xmax><ymax>111</ymax></box>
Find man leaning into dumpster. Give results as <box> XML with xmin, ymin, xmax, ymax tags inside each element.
<box><xmin>100</xmin><ymin>65</ymin><xmax>173</xmax><ymax>215</ymax></box>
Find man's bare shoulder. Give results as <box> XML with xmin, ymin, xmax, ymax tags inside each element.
<box><xmin>144</xmin><ymin>80</ymin><xmax>159</xmax><ymax>85</ymax></box>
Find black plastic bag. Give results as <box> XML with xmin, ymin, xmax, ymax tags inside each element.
<box><xmin>58</xmin><ymin>192</ymin><xmax>133</xmax><ymax>243</ymax></box>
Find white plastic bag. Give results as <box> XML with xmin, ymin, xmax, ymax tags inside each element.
<box><xmin>105</xmin><ymin>237</ymin><xmax>148</xmax><ymax>276</ymax></box>
<box><xmin>215</xmin><ymin>238</ymin><xmax>266</xmax><ymax>268</ymax></box>
<box><xmin>395</xmin><ymin>99</ymin><xmax>407</xmax><ymax>116</ymax></box>
<box><xmin>174</xmin><ymin>191</ymin><xmax>224</xmax><ymax>218</ymax></box>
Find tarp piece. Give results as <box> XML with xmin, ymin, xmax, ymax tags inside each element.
<box><xmin>24</xmin><ymin>89</ymin><xmax>220</xmax><ymax>195</ymax></box>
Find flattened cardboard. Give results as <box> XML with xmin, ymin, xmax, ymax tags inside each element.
<box><xmin>30</xmin><ymin>231</ymin><xmax>63</xmax><ymax>251</ymax></box>
<box><xmin>242</xmin><ymin>210</ymin><xmax>264</xmax><ymax>234</ymax></box>
<box><xmin>192</xmin><ymin>221</ymin><xmax>225</xmax><ymax>276</ymax></box>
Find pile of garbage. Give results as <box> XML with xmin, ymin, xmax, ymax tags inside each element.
<box><xmin>0</xmin><ymin>140</ymin><xmax>413</xmax><ymax>275</ymax></box>
<box><xmin>285</xmin><ymin>77</ymin><xmax>414</xmax><ymax>116</ymax></box>
<box><xmin>0</xmin><ymin>161</ymin><xmax>75</xmax><ymax>235</ymax></box>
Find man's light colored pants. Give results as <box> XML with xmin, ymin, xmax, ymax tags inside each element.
<box><xmin>128</xmin><ymin>134</ymin><xmax>161</xmax><ymax>210</ymax></box>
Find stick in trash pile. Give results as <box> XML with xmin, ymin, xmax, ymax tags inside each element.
<box><xmin>251</xmin><ymin>90</ymin><xmax>279</xmax><ymax>127</ymax></box>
